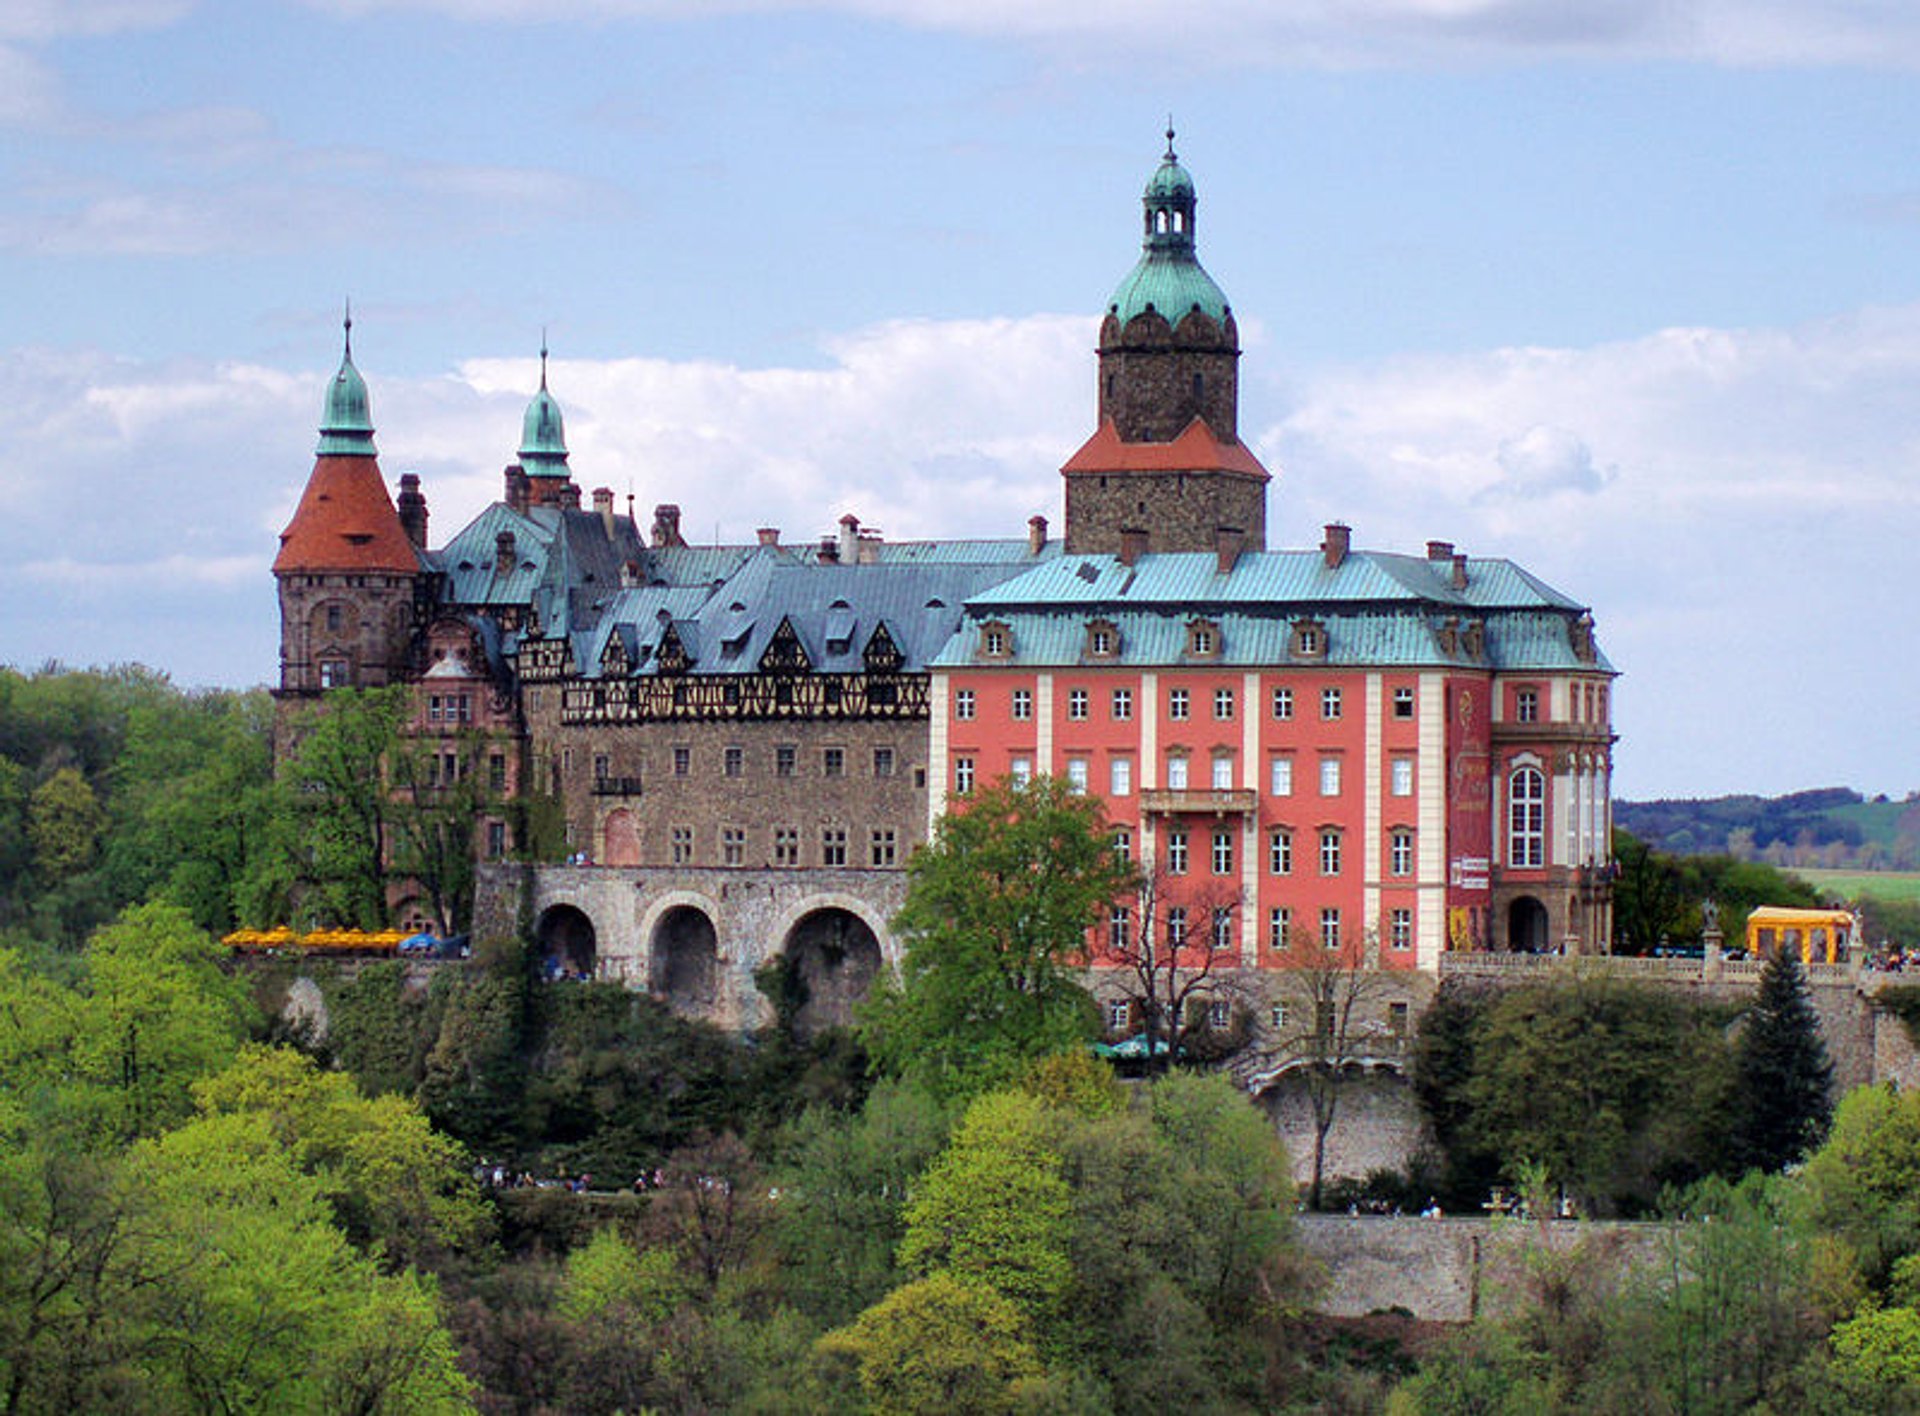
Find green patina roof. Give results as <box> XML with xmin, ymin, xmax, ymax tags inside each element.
<box><xmin>1108</xmin><ymin>134</ymin><xmax>1230</xmax><ymax>328</ymax></box>
<box><xmin>316</xmin><ymin>319</ymin><xmax>377</xmax><ymax>457</ymax></box>
<box><xmin>519</xmin><ymin>349</ymin><xmax>569</xmax><ymax>475</ymax></box>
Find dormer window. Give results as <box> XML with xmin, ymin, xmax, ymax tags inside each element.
<box><xmin>1086</xmin><ymin>619</ymin><xmax>1120</xmax><ymax>660</ymax></box>
<box><xmin>1186</xmin><ymin>619</ymin><xmax>1220</xmax><ymax>659</ymax></box>
<box><xmin>1291</xmin><ymin>619</ymin><xmax>1327</xmax><ymax>660</ymax></box>
<box><xmin>980</xmin><ymin>622</ymin><xmax>1013</xmax><ymax>660</ymax></box>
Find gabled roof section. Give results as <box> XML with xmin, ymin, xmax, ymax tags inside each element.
<box><xmin>1061</xmin><ymin>418</ymin><xmax>1269</xmax><ymax>480</ymax></box>
<box><xmin>432</xmin><ymin>501</ymin><xmax>557</xmax><ymax>606</ymax></box>
<box><xmin>273</xmin><ymin>457</ymin><xmax>423</xmax><ymax>575</ymax></box>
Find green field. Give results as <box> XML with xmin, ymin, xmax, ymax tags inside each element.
<box><xmin>1790</xmin><ymin>868</ymin><xmax>1920</xmax><ymax>904</ymax></box>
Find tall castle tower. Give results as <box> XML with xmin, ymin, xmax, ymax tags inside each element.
<box><xmin>272</xmin><ymin>317</ymin><xmax>425</xmax><ymax>696</ymax></box>
<box><xmin>1062</xmin><ymin>131</ymin><xmax>1272</xmax><ymax>556</ymax></box>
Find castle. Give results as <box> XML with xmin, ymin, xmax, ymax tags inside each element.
<box><xmin>274</xmin><ymin>133</ymin><xmax>1617</xmax><ymax>1033</ymax></box>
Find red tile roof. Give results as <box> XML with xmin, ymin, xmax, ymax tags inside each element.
<box><xmin>273</xmin><ymin>456</ymin><xmax>423</xmax><ymax>574</ymax></box>
<box><xmin>1061</xmin><ymin>417</ymin><xmax>1271</xmax><ymax>481</ymax></box>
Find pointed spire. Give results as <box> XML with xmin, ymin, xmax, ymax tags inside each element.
<box><xmin>317</xmin><ymin>302</ymin><xmax>377</xmax><ymax>457</ymax></box>
<box><xmin>519</xmin><ymin>336</ymin><xmax>569</xmax><ymax>475</ymax></box>
<box><xmin>540</xmin><ymin>326</ymin><xmax>549</xmax><ymax>391</ymax></box>
<box><xmin>1164</xmin><ymin>118</ymin><xmax>1176</xmax><ymax>162</ymax></box>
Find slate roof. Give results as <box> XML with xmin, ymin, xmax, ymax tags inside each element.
<box><xmin>936</xmin><ymin>549</ymin><xmax>1612</xmax><ymax>674</ymax></box>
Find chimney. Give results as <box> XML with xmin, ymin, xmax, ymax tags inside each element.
<box><xmin>651</xmin><ymin>504</ymin><xmax>685</xmax><ymax>548</ymax></box>
<box><xmin>495</xmin><ymin>530</ymin><xmax>516</xmax><ymax>575</ymax></box>
<box><xmin>817</xmin><ymin>536</ymin><xmax>839</xmax><ymax>564</ymax></box>
<box><xmin>592</xmin><ymin>487</ymin><xmax>615</xmax><ymax>537</ymax></box>
<box><xmin>857</xmin><ymin>530</ymin><xmax>882</xmax><ymax>565</ymax></box>
<box><xmin>620</xmin><ymin>560</ymin><xmax>642</xmax><ymax>588</ymax></box>
<box><xmin>1027</xmin><ymin>515</ymin><xmax>1048</xmax><ymax>556</ymax></box>
<box><xmin>1118</xmin><ymin>526</ymin><xmax>1149</xmax><ymax>567</ymax></box>
<box><xmin>1426</xmin><ymin>539</ymin><xmax>1454</xmax><ymax>563</ymax></box>
<box><xmin>838</xmin><ymin>513</ymin><xmax>860</xmax><ymax>565</ymax></box>
<box><xmin>396</xmin><ymin>473</ymin><xmax>429</xmax><ymax>548</ymax></box>
<box><xmin>1451</xmin><ymin>552</ymin><xmax>1469</xmax><ymax>590</ymax></box>
<box><xmin>756</xmin><ymin>527</ymin><xmax>780</xmax><ymax>547</ymax></box>
<box><xmin>504</xmin><ymin>465</ymin><xmax>530</xmax><ymax>515</ymax></box>
<box><xmin>557</xmin><ymin>483</ymin><xmax>581</xmax><ymax>511</ymax></box>
<box><xmin>1216</xmin><ymin>525</ymin><xmax>1245</xmax><ymax>574</ymax></box>
<box><xmin>1321</xmin><ymin>522</ymin><xmax>1350</xmax><ymax>570</ymax></box>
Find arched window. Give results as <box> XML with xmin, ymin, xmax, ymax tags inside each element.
<box><xmin>1509</xmin><ymin>766</ymin><xmax>1545</xmax><ymax>868</ymax></box>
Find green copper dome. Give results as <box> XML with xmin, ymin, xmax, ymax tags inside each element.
<box><xmin>518</xmin><ymin>347</ymin><xmax>570</xmax><ymax>477</ymax></box>
<box><xmin>316</xmin><ymin>315</ymin><xmax>377</xmax><ymax>457</ymax></box>
<box><xmin>1107</xmin><ymin>129</ymin><xmax>1231</xmax><ymax>329</ymax></box>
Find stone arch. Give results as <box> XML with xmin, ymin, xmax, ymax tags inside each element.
<box><xmin>602</xmin><ymin>809</ymin><xmax>640</xmax><ymax>867</ymax></box>
<box><xmin>536</xmin><ymin>903</ymin><xmax>597</xmax><ymax>978</ymax></box>
<box><xmin>647</xmin><ymin>900</ymin><xmax>720</xmax><ymax>1016</ymax></box>
<box><xmin>1507</xmin><ymin>895</ymin><xmax>1551</xmax><ymax>954</ymax></box>
<box><xmin>778</xmin><ymin>906</ymin><xmax>884</xmax><ymax>1038</ymax></box>
<box><xmin>769</xmin><ymin>891</ymin><xmax>895</xmax><ymax>967</ymax></box>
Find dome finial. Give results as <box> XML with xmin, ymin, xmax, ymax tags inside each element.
<box><xmin>1164</xmin><ymin>118</ymin><xmax>1176</xmax><ymax>162</ymax></box>
<box><xmin>540</xmin><ymin>327</ymin><xmax>549</xmax><ymax>391</ymax></box>
<box><xmin>343</xmin><ymin>297</ymin><xmax>353</xmax><ymax>360</ymax></box>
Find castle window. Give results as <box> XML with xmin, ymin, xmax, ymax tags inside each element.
<box><xmin>823</xmin><ymin>747</ymin><xmax>845</xmax><ymax>778</ymax></box>
<box><xmin>1213</xmin><ymin>688</ymin><xmax>1234</xmax><ymax>720</ymax></box>
<box><xmin>1011</xmin><ymin>757</ymin><xmax>1033</xmax><ymax>787</ymax></box>
<box><xmin>1186</xmin><ymin>621</ymin><xmax>1219</xmax><ymax>658</ymax></box>
<box><xmin>1166</xmin><ymin>754</ymin><xmax>1189</xmax><ymax>790</ymax></box>
<box><xmin>319</xmin><ymin>659</ymin><xmax>348</xmax><ymax>689</ymax></box>
<box><xmin>1269</xmin><ymin>908</ymin><xmax>1292</xmax><ymax>953</ymax></box>
<box><xmin>1211</xmin><ymin>754</ymin><xmax>1234</xmax><ymax>790</ymax></box>
<box><xmin>1088</xmin><ymin>621</ymin><xmax>1118</xmax><ymax>658</ymax></box>
<box><xmin>1392</xmin><ymin>757</ymin><xmax>1414</xmax><ymax>797</ymax></box>
<box><xmin>1066</xmin><ymin>758</ymin><xmax>1088</xmax><ymax>794</ymax></box>
<box><xmin>722</xmin><ymin>827</ymin><xmax>746</xmax><ymax>866</ymax></box>
<box><xmin>1394</xmin><ymin>686</ymin><xmax>1416</xmax><ymax>719</ymax></box>
<box><xmin>1212</xmin><ymin>830</ymin><xmax>1233</xmax><ymax>876</ymax></box>
<box><xmin>1011</xmin><ymin>689</ymin><xmax>1032</xmax><ymax>721</ymax></box>
<box><xmin>487</xmin><ymin>821</ymin><xmax>506</xmax><ymax>859</ymax></box>
<box><xmin>673</xmin><ymin>746</ymin><xmax>690</xmax><ymax>777</ymax></box>
<box><xmin>1292</xmin><ymin>621</ymin><xmax>1325</xmax><ymax>659</ymax></box>
<box><xmin>1211</xmin><ymin>912</ymin><xmax>1232</xmax><ymax>955</ymax></box>
<box><xmin>1270</xmin><ymin>757</ymin><xmax>1293</xmax><ymax>797</ymax></box>
<box><xmin>671</xmin><ymin>827</ymin><xmax>693</xmax><ymax>865</ymax></box>
<box><xmin>1168</xmin><ymin>687</ymin><xmax>1190</xmax><ymax>721</ymax></box>
<box><xmin>1167</xmin><ymin>830</ymin><xmax>1189</xmax><ymax>875</ymax></box>
<box><xmin>1109</xmin><ymin>756</ymin><xmax>1132</xmax><ymax>796</ymax></box>
<box><xmin>1109</xmin><ymin>908</ymin><xmax>1132</xmax><ymax>954</ymax></box>
<box><xmin>1320</xmin><ymin>830</ymin><xmax>1342</xmax><ymax>877</ymax></box>
<box><xmin>1113</xmin><ymin>827</ymin><xmax>1132</xmax><ymax>864</ymax></box>
<box><xmin>1269</xmin><ymin>829</ymin><xmax>1293</xmax><ymax>876</ymax></box>
<box><xmin>1392</xmin><ymin>911</ymin><xmax>1414</xmax><ymax>952</ymax></box>
<box><xmin>1167</xmin><ymin>907</ymin><xmax>1188</xmax><ymax>947</ymax></box>
<box><xmin>954</xmin><ymin>757</ymin><xmax>975</xmax><ymax>795</ymax></box>
<box><xmin>1321</xmin><ymin>687</ymin><xmax>1343</xmax><ymax>720</ymax></box>
<box><xmin>1509</xmin><ymin>766</ymin><xmax>1546</xmax><ymax>867</ymax></box>
<box><xmin>593</xmin><ymin>753</ymin><xmax>610</xmax><ymax>782</ymax></box>
<box><xmin>1111</xmin><ymin>687</ymin><xmax>1133</xmax><ymax>720</ymax></box>
<box><xmin>1320</xmin><ymin>757</ymin><xmax>1342</xmax><ymax>796</ymax></box>
<box><xmin>489</xmin><ymin>753</ymin><xmax>507</xmax><ymax>792</ymax></box>
<box><xmin>776</xmin><ymin>745</ymin><xmax>796</xmax><ymax>777</ymax></box>
<box><xmin>774</xmin><ymin>828</ymin><xmax>800</xmax><ymax>866</ymax></box>
<box><xmin>1321</xmin><ymin>908</ymin><xmax>1342</xmax><ymax>950</ymax></box>
<box><xmin>955</xmin><ymin>688</ymin><xmax>975</xmax><ymax>720</ymax></box>
<box><xmin>325</xmin><ymin>604</ymin><xmax>343</xmax><ymax>632</ymax></box>
<box><xmin>981</xmin><ymin>623</ymin><xmax>1012</xmax><ymax>659</ymax></box>
<box><xmin>1515</xmin><ymin>688</ymin><xmax>1540</xmax><ymax>723</ymax></box>
<box><xmin>822</xmin><ymin>828</ymin><xmax>847</xmax><ymax>866</ymax></box>
<box><xmin>1272</xmin><ymin>686</ymin><xmax>1294</xmax><ymax>720</ymax></box>
<box><xmin>724</xmin><ymin>746</ymin><xmax>743</xmax><ymax>778</ymax></box>
<box><xmin>1068</xmin><ymin>688</ymin><xmax>1089</xmax><ymax>721</ymax></box>
<box><xmin>873</xmin><ymin>747</ymin><xmax>894</xmax><ymax>778</ymax></box>
<box><xmin>1391</xmin><ymin>829</ymin><xmax>1414</xmax><ymax>877</ymax></box>
<box><xmin>870</xmin><ymin>829</ymin><xmax>897</xmax><ymax>867</ymax></box>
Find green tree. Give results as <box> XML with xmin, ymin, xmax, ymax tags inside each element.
<box><xmin>1801</xmin><ymin>1084</ymin><xmax>1920</xmax><ymax>1291</ymax></box>
<box><xmin>1612</xmin><ymin>829</ymin><xmax>1689</xmax><ymax>954</ymax></box>
<box><xmin>70</xmin><ymin>902</ymin><xmax>254</xmax><ymax>1142</ymax></box>
<box><xmin>191</xmin><ymin>1045</ymin><xmax>491</xmax><ymax>1270</ymax></box>
<box><xmin>862</xmin><ymin>775</ymin><xmax>1132</xmax><ymax>1101</ymax></box>
<box><xmin>826</xmin><ymin>1272</ymin><xmax>1043</xmax><ymax>1416</ymax></box>
<box><xmin>282</xmin><ymin>687</ymin><xmax>411</xmax><ymax>929</ymax></box>
<box><xmin>26</xmin><ymin>768</ymin><xmax>101</xmax><ymax>877</ymax></box>
<box><xmin>898</xmin><ymin>1089</ymin><xmax>1073</xmax><ymax>1330</ymax></box>
<box><xmin>773</xmin><ymin>1079</ymin><xmax>951</xmax><ymax>1325</ymax></box>
<box><xmin>1731</xmin><ymin>949</ymin><xmax>1834</xmax><ymax>1174</ymax></box>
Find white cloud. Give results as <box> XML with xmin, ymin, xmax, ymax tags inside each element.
<box><xmin>7</xmin><ymin>304</ymin><xmax>1920</xmax><ymax>791</ymax></box>
<box><xmin>297</xmin><ymin>0</ymin><xmax>1920</xmax><ymax>67</ymax></box>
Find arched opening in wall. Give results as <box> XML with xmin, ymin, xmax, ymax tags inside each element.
<box><xmin>780</xmin><ymin>908</ymin><xmax>882</xmax><ymax>1039</ymax></box>
<box><xmin>652</xmin><ymin>906</ymin><xmax>719</xmax><ymax>1015</ymax></box>
<box><xmin>602</xmin><ymin>809</ymin><xmax>639</xmax><ymax>867</ymax></box>
<box><xmin>537</xmin><ymin>904</ymin><xmax>597</xmax><ymax>979</ymax></box>
<box><xmin>1508</xmin><ymin>896</ymin><xmax>1551</xmax><ymax>954</ymax></box>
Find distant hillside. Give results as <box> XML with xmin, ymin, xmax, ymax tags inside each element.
<box><xmin>1617</xmin><ymin>788</ymin><xmax>1920</xmax><ymax>870</ymax></box>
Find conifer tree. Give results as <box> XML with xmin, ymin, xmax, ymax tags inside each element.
<box><xmin>1732</xmin><ymin>949</ymin><xmax>1833</xmax><ymax>1174</ymax></box>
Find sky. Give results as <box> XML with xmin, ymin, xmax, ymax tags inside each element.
<box><xmin>2</xmin><ymin>0</ymin><xmax>1918</xmax><ymax>800</ymax></box>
